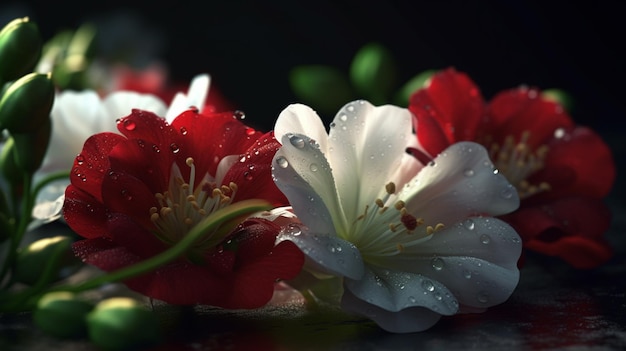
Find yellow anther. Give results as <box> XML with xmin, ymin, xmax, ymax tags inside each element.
<box><xmin>385</xmin><ymin>182</ymin><xmax>396</xmax><ymax>194</ymax></box>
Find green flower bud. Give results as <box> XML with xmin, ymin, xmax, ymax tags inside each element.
<box><xmin>289</xmin><ymin>65</ymin><xmax>354</xmax><ymax>115</ymax></box>
<box><xmin>87</xmin><ymin>297</ymin><xmax>162</xmax><ymax>351</ymax></box>
<box><xmin>11</xmin><ymin>117</ymin><xmax>52</xmax><ymax>173</ymax></box>
<box><xmin>349</xmin><ymin>42</ymin><xmax>396</xmax><ymax>104</ymax></box>
<box><xmin>0</xmin><ymin>72</ymin><xmax>54</xmax><ymax>133</ymax></box>
<box><xmin>13</xmin><ymin>235</ymin><xmax>77</xmax><ymax>285</ymax></box>
<box><xmin>33</xmin><ymin>291</ymin><xmax>94</xmax><ymax>338</ymax></box>
<box><xmin>0</xmin><ymin>137</ymin><xmax>23</xmax><ymax>187</ymax></box>
<box><xmin>0</xmin><ymin>17</ymin><xmax>43</xmax><ymax>82</ymax></box>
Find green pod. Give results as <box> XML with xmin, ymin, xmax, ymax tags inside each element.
<box><xmin>0</xmin><ymin>72</ymin><xmax>54</xmax><ymax>133</ymax></box>
<box><xmin>87</xmin><ymin>298</ymin><xmax>162</xmax><ymax>351</ymax></box>
<box><xmin>33</xmin><ymin>291</ymin><xmax>94</xmax><ymax>338</ymax></box>
<box><xmin>0</xmin><ymin>17</ymin><xmax>43</xmax><ymax>82</ymax></box>
<box><xmin>11</xmin><ymin>116</ymin><xmax>52</xmax><ymax>173</ymax></box>
<box><xmin>0</xmin><ymin>137</ymin><xmax>23</xmax><ymax>187</ymax></box>
<box><xmin>349</xmin><ymin>42</ymin><xmax>397</xmax><ymax>104</ymax></box>
<box><xmin>13</xmin><ymin>235</ymin><xmax>77</xmax><ymax>285</ymax></box>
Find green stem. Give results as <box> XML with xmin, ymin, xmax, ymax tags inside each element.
<box><xmin>2</xmin><ymin>199</ymin><xmax>271</xmax><ymax>311</ymax></box>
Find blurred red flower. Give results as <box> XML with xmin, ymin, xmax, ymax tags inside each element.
<box><xmin>409</xmin><ymin>68</ymin><xmax>615</xmax><ymax>269</ymax></box>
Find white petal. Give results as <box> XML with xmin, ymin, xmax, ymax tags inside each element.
<box><xmin>215</xmin><ymin>154</ymin><xmax>239</xmax><ymax>184</ymax></box>
<box><xmin>279</xmin><ymin>225</ymin><xmax>364</xmax><ymax>280</ymax></box>
<box><xmin>381</xmin><ymin>217</ymin><xmax>521</xmax><ymax>308</ymax></box>
<box><xmin>401</xmin><ymin>141</ymin><xmax>520</xmax><ymax>225</ymax></box>
<box><xmin>272</xmin><ymin>133</ymin><xmax>343</xmax><ymax>234</ymax></box>
<box><xmin>274</xmin><ymin>104</ymin><xmax>329</xmax><ymax>154</ymax></box>
<box><xmin>327</xmin><ymin>101</ymin><xmax>416</xmax><ymax>221</ymax></box>
<box><xmin>166</xmin><ymin>74</ymin><xmax>210</xmax><ymax>122</ymax></box>
<box><xmin>103</xmin><ymin>91</ymin><xmax>167</xmax><ymax>126</ymax></box>
<box><xmin>344</xmin><ymin>268</ymin><xmax>459</xmax><ymax>315</ymax></box>
<box><xmin>341</xmin><ymin>289</ymin><xmax>442</xmax><ymax>333</ymax></box>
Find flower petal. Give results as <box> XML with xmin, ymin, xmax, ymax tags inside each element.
<box><xmin>279</xmin><ymin>225</ymin><xmax>364</xmax><ymax>280</ymax></box>
<box><xmin>274</xmin><ymin>103</ymin><xmax>329</xmax><ymax>154</ymax></box>
<box><xmin>402</xmin><ymin>142</ymin><xmax>520</xmax><ymax>225</ymax></box>
<box><xmin>327</xmin><ymin>101</ymin><xmax>417</xmax><ymax>221</ymax></box>
<box><xmin>165</xmin><ymin>74</ymin><xmax>210</xmax><ymax>122</ymax></box>
<box><xmin>344</xmin><ymin>268</ymin><xmax>459</xmax><ymax>314</ymax></box>
<box><xmin>272</xmin><ymin>133</ymin><xmax>342</xmax><ymax>234</ymax></box>
<box><xmin>341</xmin><ymin>288</ymin><xmax>443</xmax><ymax>333</ymax></box>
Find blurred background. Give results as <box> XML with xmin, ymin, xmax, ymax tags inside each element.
<box><xmin>1</xmin><ymin>0</ymin><xmax>624</xmax><ymax>135</ymax></box>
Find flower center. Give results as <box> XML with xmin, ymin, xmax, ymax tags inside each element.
<box><xmin>346</xmin><ymin>182</ymin><xmax>444</xmax><ymax>263</ymax></box>
<box><xmin>149</xmin><ymin>157</ymin><xmax>237</xmax><ymax>248</ymax></box>
<box><xmin>487</xmin><ymin>131</ymin><xmax>551</xmax><ymax>199</ymax></box>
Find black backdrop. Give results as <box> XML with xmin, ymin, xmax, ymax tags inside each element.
<box><xmin>2</xmin><ymin>0</ymin><xmax>624</xmax><ymax>133</ymax></box>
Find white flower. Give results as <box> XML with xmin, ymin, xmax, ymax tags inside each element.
<box><xmin>30</xmin><ymin>74</ymin><xmax>211</xmax><ymax>227</ymax></box>
<box><xmin>272</xmin><ymin>100</ymin><xmax>522</xmax><ymax>333</ymax></box>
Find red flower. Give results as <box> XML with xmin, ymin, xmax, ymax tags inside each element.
<box><xmin>63</xmin><ymin>108</ymin><xmax>304</xmax><ymax>308</ymax></box>
<box><xmin>409</xmin><ymin>68</ymin><xmax>616</xmax><ymax>269</ymax></box>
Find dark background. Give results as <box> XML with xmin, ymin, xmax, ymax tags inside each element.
<box><xmin>2</xmin><ymin>0</ymin><xmax>624</xmax><ymax>134</ymax></box>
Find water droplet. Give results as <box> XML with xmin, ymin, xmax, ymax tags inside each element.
<box><xmin>398</xmin><ymin>284</ymin><xmax>405</xmax><ymax>290</ymax></box>
<box><xmin>276</xmin><ymin>157</ymin><xmax>289</xmax><ymax>168</ymax></box>
<box><xmin>287</xmin><ymin>223</ymin><xmax>301</xmax><ymax>236</ymax></box>
<box><xmin>309</xmin><ymin>163</ymin><xmax>318</xmax><ymax>172</ymax></box>
<box><xmin>170</xmin><ymin>143</ymin><xmax>180</xmax><ymax>153</ymax></box>
<box><xmin>554</xmin><ymin>128</ymin><xmax>565</xmax><ymax>139</ymax></box>
<box><xmin>152</xmin><ymin>144</ymin><xmax>160</xmax><ymax>153</ymax></box>
<box><xmin>422</xmin><ymin>279</ymin><xmax>435</xmax><ymax>292</ymax></box>
<box><xmin>121</xmin><ymin>189</ymin><xmax>132</xmax><ymax>201</ymax></box>
<box><xmin>76</xmin><ymin>154</ymin><xmax>85</xmax><ymax>165</ymax></box>
<box><xmin>433</xmin><ymin>292</ymin><xmax>443</xmax><ymax>301</ymax></box>
<box><xmin>233</xmin><ymin>110</ymin><xmax>246</xmax><ymax>120</ymax></box>
<box><xmin>493</xmin><ymin>168</ymin><xmax>499</xmax><ymax>174</ymax></box>
<box><xmin>136</xmin><ymin>139</ymin><xmax>145</xmax><ymax>148</ymax></box>
<box><xmin>108</xmin><ymin>171</ymin><xmax>119</xmax><ymax>181</ymax></box>
<box><xmin>289</xmin><ymin>135</ymin><xmax>305</xmax><ymax>149</ymax></box>
<box><xmin>480</xmin><ymin>234</ymin><xmax>491</xmax><ymax>244</ymax></box>
<box><xmin>500</xmin><ymin>186</ymin><xmax>514</xmax><ymax>199</ymax></box>
<box><xmin>330</xmin><ymin>122</ymin><xmax>336</xmax><ymax>128</ymax></box>
<box><xmin>339</xmin><ymin>114</ymin><xmax>348</xmax><ymax>122</ymax></box>
<box><xmin>408</xmin><ymin>296</ymin><xmax>416</xmax><ymax>303</ymax></box>
<box><xmin>341</xmin><ymin>125</ymin><xmax>347</xmax><ymax>131</ymax></box>
<box><xmin>244</xmin><ymin>171</ymin><xmax>253</xmax><ymax>180</ymax></box>
<box><xmin>245</xmin><ymin>127</ymin><xmax>256</xmax><ymax>136</ymax></box>
<box><xmin>123</xmin><ymin>119</ymin><xmax>136</xmax><ymax>131</ymax></box>
<box><xmin>179</xmin><ymin>127</ymin><xmax>188</xmax><ymax>135</ymax></box>
<box><xmin>431</xmin><ymin>257</ymin><xmax>445</xmax><ymax>271</ymax></box>
<box><xmin>464</xmin><ymin>219</ymin><xmax>475</xmax><ymax>230</ymax></box>
<box><xmin>463</xmin><ymin>270</ymin><xmax>472</xmax><ymax>279</ymax></box>
<box><xmin>463</xmin><ymin>168</ymin><xmax>475</xmax><ymax>177</ymax></box>
<box><xmin>477</xmin><ymin>292</ymin><xmax>489</xmax><ymax>303</ymax></box>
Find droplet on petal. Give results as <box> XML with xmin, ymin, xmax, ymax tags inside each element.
<box><xmin>289</xmin><ymin>135</ymin><xmax>305</xmax><ymax>149</ymax></box>
<box><xmin>76</xmin><ymin>154</ymin><xmax>85</xmax><ymax>165</ymax></box>
<box><xmin>480</xmin><ymin>234</ymin><xmax>491</xmax><ymax>244</ymax></box>
<box><xmin>170</xmin><ymin>143</ymin><xmax>180</xmax><ymax>154</ymax></box>
<box><xmin>179</xmin><ymin>127</ymin><xmax>188</xmax><ymax>135</ymax></box>
<box><xmin>123</xmin><ymin>119</ymin><xmax>136</xmax><ymax>131</ymax></box>
<box><xmin>431</xmin><ymin>257</ymin><xmax>445</xmax><ymax>271</ymax></box>
<box><xmin>152</xmin><ymin>145</ymin><xmax>160</xmax><ymax>153</ymax></box>
<box><xmin>233</xmin><ymin>110</ymin><xmax>246</xmax><ymax>120</ymax></box>
<box><xmin>422</xmin><ymin>279</ymin><xmax>435</xmax><ymax>292</ymax></box>
<box><xmin>309</xmin><ymin>163</ymin><xmax>318</xmax><ymax>172</ymax></box>
<box><xmin>463</xmin><ymin>168</ymin><xmax>475</xmax><ymax>177</ymax></box>
<box><xmin>463</xmin><ymin>219</ymin><xmax>475</xmax><ymax>230</ymax></box>
<box><xmin>276</xmin><ymin>157</ymin><xmax>289</xmax><ymax>168</ymax></box>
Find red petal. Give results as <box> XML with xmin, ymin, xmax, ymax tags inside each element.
<box><xmin>71</xmin><ymin>132</ymin><xmax>125</xmax><ymax>202</ymax></box>
<box><xmin>63</xmin><ymin>185</ymin><xmax>110</xmax><ymax>239</ymax></box>
<box><xmin>531</xmin><ymin>126</ymin><xmax>616</xmax><ymax>200</ymax></box>
<box><xmin>502</xmin><ymin>196</ymin><xmax>613</xmax><ymax>268</ymax></box>
<box><xmin>100</xmin><ymin>169</ymin><xmax>159</xmax><ymax>230</ymax></box>
<box><xmin>409</xmin><ymin>68</ymin><xmax>486</xmax><ymax>147</ymax></box>
<box><xmin>223</xmin><ymin>132</ymin><xmax>289</xmax><ymax>206</ymax></box>
<box><xmin>487</xmin><ymin>87</ymin><xmax>574</xmax><ymax>148</ymax></box>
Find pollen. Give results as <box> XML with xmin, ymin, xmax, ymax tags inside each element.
<box><xmin>488</xmin><ymin>131</ymin><xmax>551</xmax><ymax>199</ymax></box>
<box><xmin>149</xmin><ymin>157</ymin><xmax>238</xmax><ymax>244</ymax></box>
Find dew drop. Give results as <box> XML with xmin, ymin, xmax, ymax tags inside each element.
<box><xmin>398</xmin><ymin>284</ymin><xmax>405</xmax><ymax>290</ymax></box>
<box><xmin>179</xmin><ymin>127</ymin><xmax>188</xmax><ymax>135</ymax></box>
<box><xmin>137</xmin><ymin>139</ymin><xmax>145</xmax><ymax>148</ymax></box>
<box><xmin>233</xmin><ymin>110</ymin><xmax>246</xmax><ymax>120</ymax></box>
<box><xmin>108</xmin><ymin>171</ymin><xmax>119</xmax><ymax>181</ymax></box>
<box><xmin>309</xmin><ymin>163</ymin><xmax>318</xmax><ymax>172</ymax></box>
<box><xmin>170</xmin><ymin>143</ymin><xmax>180</xmax><ymax>153</ymax></box>
<box><xmin>121</xmin><ymin>189</ymin><xmax>132</xmax><ymax>201</ymax></box>
<box><xmin>500</xmin><ymin>186</ymin><xmax>514</xmax><ymax>199</ymax></box>
<box><xmin>289</xmin><ymin>135</ymin><xmax>305</xmax><ymax>149</ymax></box>
<box><xmin>276</xmin><ymin>157</ymin><xmax>289</xmax><ymax>168</ymax></box>
<box><xmin>464</xmin><ymin>219</ymin><xmax>475</xmax><ymax>230</ymax></box>
<box><xmin>245</xmin><ymin>127</ymin><xmax>256</xmax><ymax>136</ymax></box>
<box><xmin>123</xmin><ymin>119</ymin><xmax>136</xmax><ymax>131</ymax></box>
<box><xmin>408</xmin><ymin>296</ymin><xmax>416</xmax><ymax>303</ymax></box>
<box><xmin>480</xmin><ymin>234</ymin><xmax>491</xmax><ymax>244</ymax></box>
<box><xmin>463</xmin><ymin>270</ymin><xmax>472</xmax><ymax>279</ymax></box>
<box><xmin>463</xmin><ymin>168</ymin><xmax>475</xmax><ymax>177</ymax></box>
<box><xmin>244</xmin><ymin>171</ymin><xmax>253</xmax><ymax>180</ymax></box>
<box><xmin>421</xmin><ymin>279</ymin><xmax>435</xmax><ymax>292</ymax></box>
<box><xmin>431</xmin><ymin>257</ymin><xmax>445</xmax><ymax>271</ymax></box>
<box><xmin>477</xmin><ymin>292</ymin><xmax>490</xmax><ymax>303</ymax></box>
<box><xmin>152</xmin><ymin>144</ymin><xmax>160</xmax><ymax>153</ymax></box>
<box><xmin>76</xmin><ymin>154</ymin><xmax>85</xmax><ymax>165</ymax></box>
<box><xmin>554</xmin><ymin>127</ymin><xmax>565</xmax><ymax>139</ymax></box>
<box><xmin>330</xmin><ymin>122</ymin><xmax>336</xmax><ymax>128</ymax></box>
<box><xmin>433</xmin><ymin>292</ymin><xmax>443</xmax><ymax>301</ymax></box>
<box><xmin>339</xmin><ymin>114</ymin><xmax>348</xmax><ymax>122</ymax></box>
<box><xmin>287</xmin><ymin>223</ymin><xmax>301</xmax><ymax>236</ymax></box>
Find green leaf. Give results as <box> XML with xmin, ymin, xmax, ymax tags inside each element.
<box><xmin>290</xmin><ymin>65</ymin><xmax>354</xmax><ymax>115</ymax></box>
<box><xmin>393</xmin><ymin>69</ymin><xmax>437</xmax><ymax>106</ymax></box>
